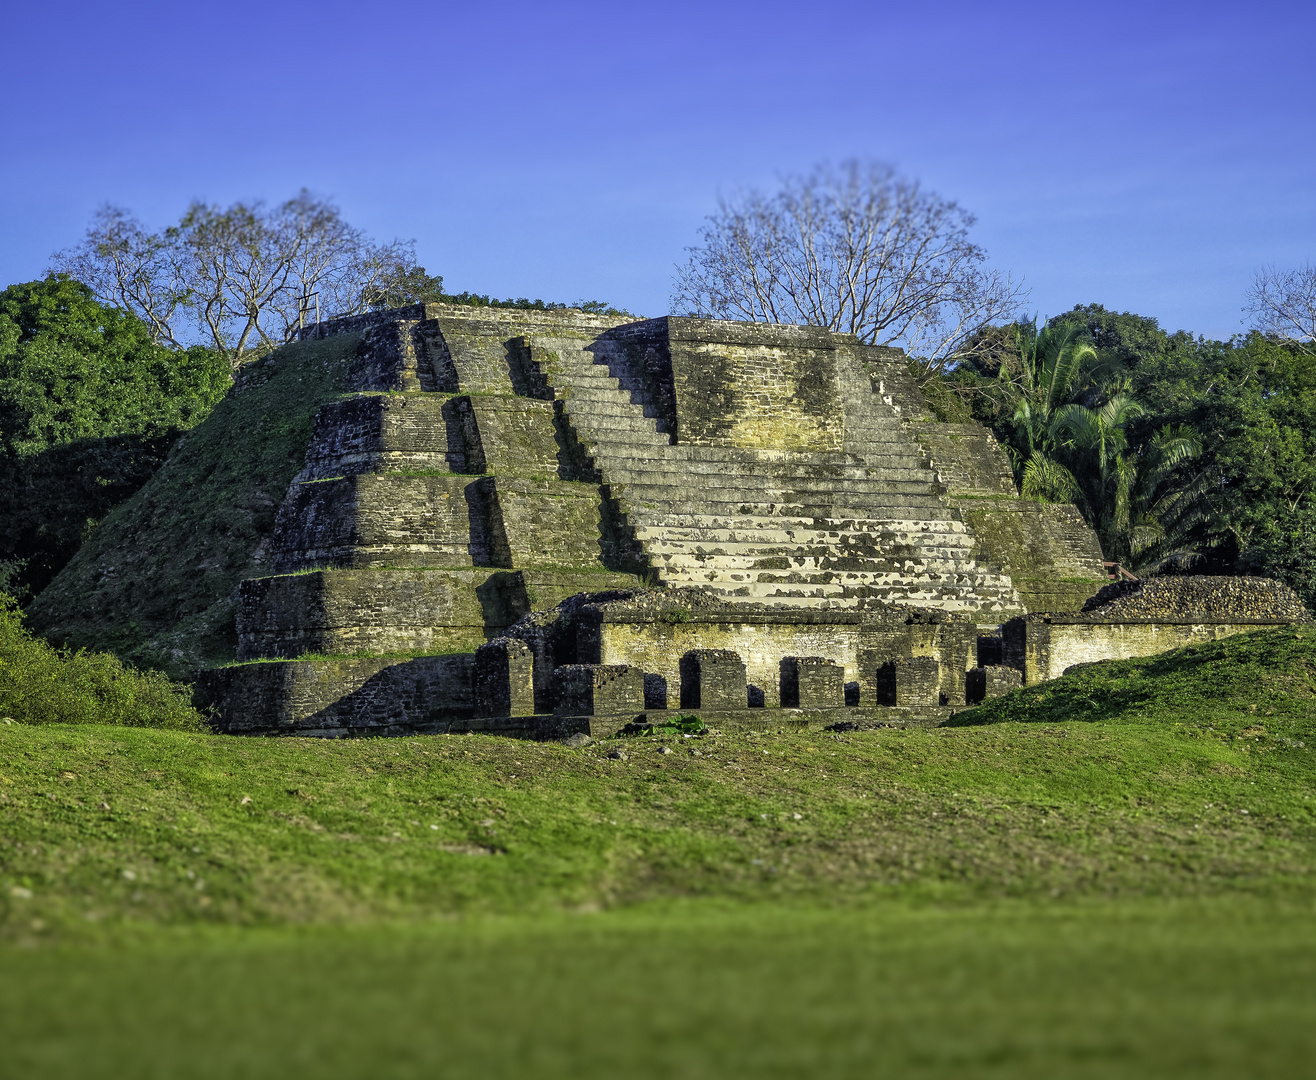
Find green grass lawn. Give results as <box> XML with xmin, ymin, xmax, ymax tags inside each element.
<box><xmin>2</xmin><ymin>626</ymin><xmax>1315</xmax><ymax>1077</ymax></box>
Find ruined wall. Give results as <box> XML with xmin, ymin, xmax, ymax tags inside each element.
<box><xmin>508</xmin><ymin>590</ymin><xmax>981</xmax><ymax>710</ymax></box>
<box><xmin>660</xmin><ymin>319</ymin><xmax>844</xmax><ymax>451</ymax></box>
<box><xmin>235</xmin><ymin>568</ymin><xmax>524</xmax><ymax>660</ymax></box>
<box><xmin>1002</xmin><ymin>576</ymin><xmax>1313</xmax><ymax>683</ymax></box>
<box><xmin>952</xmin><ymin>498</ymin><xmax>1107</xmax><ymax>615</ymax></box>
<box><xmin>200</xmin><ymin>653</ymin><xmax>475</xmax><ymax>736</ymax></box>
<box><xmin>590</xmin><ymin>616</ymin><xmax>868</xmax><ymax>708</ymax></box>
<box><xmin>1004</xmin><ymin>617</ymin><xmax>1289</xmax><ymax>684</ymax></box>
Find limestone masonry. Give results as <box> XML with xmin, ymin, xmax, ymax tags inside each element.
<box><xmin>198</xmin><ymin>304</ymin><xmax>1309</xmax><ymax>736</ymax></box>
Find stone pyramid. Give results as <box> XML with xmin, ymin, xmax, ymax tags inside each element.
<box><xmin>201</xmin><ymin>302</ymin><xmax>1109</xmax><ymax>734</ymax></box>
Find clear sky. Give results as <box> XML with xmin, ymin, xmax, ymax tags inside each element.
<box><xmin>1</xmin><ymin>0</ymin><xmax>1312</xmax><ymax>341</ymax></box>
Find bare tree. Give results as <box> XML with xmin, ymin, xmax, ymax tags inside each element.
<box><xmin>672</xmin><ymin>160</ymin><xmax>1026</xmax><ymax>379</ymax></box>
<box><xmin>1246</xmin><ymin>263</ymin><xmax>1316</xmax><ymax>351</ymax></box>
<box><xmin>51</xmin><ymin>206</ymin><xmax>190</xmax><ymax>349</ymax></box>
<box><xmin>52</xmin><ymin>191</ymin><xmax>419</xmax><ymax>369</ymax></box>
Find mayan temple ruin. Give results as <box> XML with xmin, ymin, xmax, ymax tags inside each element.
<box><xmin>167</xmin><ymin>303</ymin><xmax>1305</xmax><ymax>736</ymax></box>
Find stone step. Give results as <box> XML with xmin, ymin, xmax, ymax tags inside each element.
<box><xmin>686</xmin><ymin>575</ymin><xmax>1018</xmax><ymax>600</ymax></box>
<box><xmin>619</xmin><ymin>496</ymin><xmax>963</xmax><ymax>520</ymax></box>
<box><xmin>639</xmin><ymin>530</ymin><xmax>987</xmax><ymax>558</ymax></box>
<box><xmin>582</xmin><ymin>439</ymin><xmax>927</xmax><ymax>469</ymax></box>
<box><xmin>634</xmin><ymin>538</ymin><xmax>981</xmax><ymax>563</ymax></box>
<box><xmin>559</xmin><ymin>371</ymin><xmax>646</xmax><ymax>392</ymax></box>
<box><xmin>630</xmin><ymin>516</ymin><xmax>975</xmax><ymax>541</ymax></box>
<box><xmin>612</xmin><ymin>488</ymin><xmax>955</xmax><ymax>516</ymax></box>
<box><xmin>589</xmin><ymin>455</ymin><xmax>936</xmax><ymax>481</ymax></box>
<box><xmin>563</xmin><ymin>399</ymin><xmax>663</xmax><ymax>420</ymax></box>
<box><xmin>662</xmin><ymin>566</ymin><xmax>1016</xmax><ymax>592</ymax></box>
<box><xmin>598</xmin><ymin>467</ymin><xmax>940</xmax><ymax>495</ymax></box>
<box><xmin>692</xmin><ymin>583</ymin><xmax>1019</xmax><ymax>612</ymax></box>
<box><xmin>570</xmin><ymin>420</ymin><xmax>667</xmax><ymax>441</ymax></box>
<box><xmin>647</xmin><ymin>552</ymin><xmax>991</xmax><ymax>575</ymax></box>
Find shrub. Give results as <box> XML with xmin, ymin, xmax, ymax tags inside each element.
<box><xmin>0</xmin><ymin>594</ymin><xmax>204</xmax><ymax>730</ymax></box>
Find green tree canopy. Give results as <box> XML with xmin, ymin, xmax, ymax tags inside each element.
<box><xmin>0</xmin><ymin>276</ymin><xmax>229</xmax><ymax>599</ymax></box>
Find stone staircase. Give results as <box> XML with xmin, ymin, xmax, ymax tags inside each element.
<box><xmin>525</xmin><ymin>333</ymin><xmax>1020</xmax><ymax>614</ymax></box>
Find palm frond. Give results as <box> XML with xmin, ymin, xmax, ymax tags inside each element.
<box><xmin>1021</xmin><ymin>452</ymin><xmax>1082</xmax><ymax>506</ymax></box>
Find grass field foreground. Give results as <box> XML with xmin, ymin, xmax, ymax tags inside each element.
<box><xmin>1</xmin><ymin>626</ymin><xmax>1314</xmax><ymax>1077</ymax></box>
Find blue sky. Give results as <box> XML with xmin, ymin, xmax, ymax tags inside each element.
<box><xmin>1</xmin><ymin>0</ymin><xmax>1312</xmax><ymax>340</ymax></box>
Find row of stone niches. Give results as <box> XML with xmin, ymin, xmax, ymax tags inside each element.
<box><xmin>474</xmin><ymin>639</ymin><xmax>1021</xmax><ymax>718</ymax></box>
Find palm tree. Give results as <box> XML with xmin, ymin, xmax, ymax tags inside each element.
<box><xmin>996</xmin><ymin>318</ymin><xmax>1097</xmax><ymax>502</ymax></box>
<box><xmin>1058</xmin><ymin>404</ymin><xmax>1204</xmax><ymax>568</ymax></box>
<box><xmin>992</xmin><ymin>317</ymin><xmax>1205</xmax><ymax>569</ymax></box>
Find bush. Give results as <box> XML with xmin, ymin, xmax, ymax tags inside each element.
<box><xmin>0</xmin><ymin>594</ymin><xmax>204</xmax><ymax>730</ymax></box>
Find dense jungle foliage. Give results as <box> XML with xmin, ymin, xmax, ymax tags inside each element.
<box><xmin>0</xmin><ymin>277</ymin><xmax>230</xmax><ymax>600</ymax></box>
<box><xmin>931</xmin><ymin>305</ymin><xmax>1316</xmax><ymax>607</ymax></box>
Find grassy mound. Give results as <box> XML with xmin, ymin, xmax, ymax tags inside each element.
<box><xmin>956</xmin><ymin>625</ymin><xmax>1316</xmax><ymax>730</ymax></box>
<box><xmin>25</xmin><ymin>334</ymin><xmax>360</xmax><ymax>677</ymax></box>
<box><xmin>0</xmin><ymin>595</ymin><xmax>203</xmax><ymax>730</ymax></box>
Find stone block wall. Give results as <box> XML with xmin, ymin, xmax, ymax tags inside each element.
<box><xmin>666</xmin><ymin>325</ymin><xmax>844</xmax><ymax>451</ymax></box>
<box><xmin>909</xmin><ymin>423</ymin><xmax>1017</xmax><ymax>496</ymax></box>
<box><xmin>235</xmin><ymin>568</ymin><xmax>522</xmax><ymax>660</ymax></box>
<box><xmin>552</xmin><ymin>664</ymin><xmax>645</xmax><ymax>715</ymax></box>
<box><xmin>474</xmin><ymin>637</ymin><xmax>536</xmax><ymax>717</ymax></box>
<box><xmin>951</xmin><ymin>498</ymin><xmax>1107</xmax><ymax>614</ymax></box>
<box><xmin>594</xmin><ymin>613</ymin><xmax>867</xmax><ymax>708</ymax></box>
<box><xmin>966</xmin><ymin>664</ymin><xmax>1022</xmax><ymax>703</ymax></box>
<box><xmin>201</xmin><ymin>653</ymin><xmax>475</xmax><ymax>736</ymax></box>
<box><xmin>780</xmin><ymin>656</ymin><xmax>845</xmax><ymax>709</ymax></box>
<box><xmin>490</xmin><ymin>479</ymin><xmax>614</xmax><ymax>568</ymax></box>
<box><xmin>467</xmin><ymin>397</ymin><xmax>566</xmax><ymax>476</ymax></box>
<box><xmin>1004</xmin><ymin>616</ymin><xmax>1294</xmax><ymax>684</ymax></box>
<box><xmin>679</xmin><ymin>649</ymin><xmax>748</xmax><ymax>709</ymax></box>
<box><xmin>268</xmin><ymin>473</ymin><xmax>498</xmax><ymax>571</ymax></box>
<box><xmin>299</xmin><ymin>394</ymin><xmax>459</xmax><ymax>480</ymax></box>
<box><xmin>875</xmin><ymin>656</ymin><xmax>941</xmax><ymax>706</ymax></box>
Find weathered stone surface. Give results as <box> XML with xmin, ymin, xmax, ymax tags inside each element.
<box><xmin>474</xmin><ymin>637</ymin><xmax>536</xmax><ymax>717</ymax></box>
<box><xmin>949</xmin><ymin>498</ymin><xmax>1107</xmax><ymax>614</ymax></box>
<box><xmin>199</xmin><ymin>654</ymin><xmax>475</xmax><ymax>736</ymax></box>
<box><xmin>267</xmin><ymin>473</ymin><xmax>492</xmax><ymax>571</ymax></box>
<box><xmin>490</xmin><ymin>478</ymin><xmax>618</xmax><ymax>569</ymax></box>
<box><xmin>1080</xmin><ymin>576</ymin><xmax>1310</xmax><ymax>622</ymax></box>
<box><xmin>997</xmin><ymin>577</ymin><xmax>1311</xmax><ymax>684</ymax></box>
<box><xmin>909</xmin><ymin>423</ymin><xmax>1017</xmax><ymax>496</ymax></box>
<box><xmin>552</xmin><ymin>663</ymin><xmax>645</xmax><ymax>715</ymax></box>
<box><xmin>1003</xmin><ymin>614</ymin><xmax>1296</xmax><ymax>685</ymax></box>
<box><xmin>299</xmin><ymin>394</ymin><xmax>459</xmax><ymax>480</ymax></box>
<box><xmin>346</xmin><ymin>319</ymin><xmax>439</xmax><ymax>392</ymax></box>
<box><xmin>875</xmin><ymin>656</ymin><xmax>941</xmax><ymax>706</ymax></box>
<box><xmin>512</xmin><ymin>586</ymin><xmax>980</xmax><ymax>710</ymax></box>
<box><xmin>235</xmin><ymin>568</ymin><xmax>523</xmax><ymax>659</ymax></box>
<box><xmin>679</xmin><ymin>649</ymin><xmax>747</xmax><ymax>710</ymax></box>
<box><xmin>966</xmin><ymin>664</ymin><xmax>1022</xmax><ymax>703</ymax></box>
<box><xmin>779</xmin><ymin>656</ymin><xmax>845</xmax><ymax>709</ymax></box>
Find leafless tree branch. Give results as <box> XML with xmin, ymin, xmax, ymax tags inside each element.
<box><xmin>672</xmin><ymin>161</ymin><xmax>1027</xmax><ymax>379</ymax></box>
<box><xmin>51</xmin><ymin>191</ymin><xmax>420</xmax><ymax>370</ymax></box>
<box><xmin>1245</xmin><ymin>263</ymin><xmax>1316</xmax><ymax>352</ymax></box>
